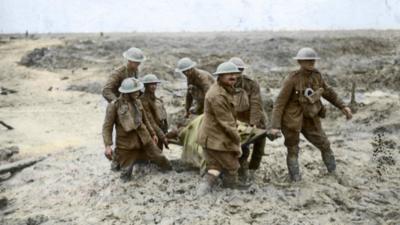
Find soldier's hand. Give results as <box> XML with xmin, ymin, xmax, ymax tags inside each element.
<box><xmin>342</xmin><ymin>107</ymin><xmax>353</xmax><ymax>120</ymax></box>
<box><xmin>152</xmin><ymin>135</ymin><xmax>159</xmax><ymax>144</ymax></box>
<box><xmin>104</xmin><ymin>146</ymin><xmax>113</xmax><ymax>160</ymax></box>
<box><xmin>185</xmin><ymin>111</ymin><xmax>191</xmax><ymax>118</ymax></box>
<box><xmin>269</xmin><ymin>128</ymin><xmax>281</xmax><ymax>137</ymax></box>
<box><xmin>163</xmin><ymin>137</ymin><xmax>169</xmax><ymax>145</ymax></box>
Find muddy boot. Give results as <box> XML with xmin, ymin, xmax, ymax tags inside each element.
<box><xmin>196</xmin><ymin>173</ymin><xmax>218</xmax><ymax>196</ymax></box>
<box><xmin>222</xmin><ymin>174</ymin><xmax>251</xmax><ymax>190</ymax></box>
<box><xmin>120</xmin><ymin>166</ymin><xmax>133</xmax><ymax>182</ymax></box>
<box><xmin>238</xmin><ymin>161</ymin><xmax>249</xmax><ymax>182</ymax></box>
<box><xmin>157</xmin><ymin>157</ymin><xmax>173</xmax><ymax>172</ymax></box>
<box><xmin>321</xmin><ymin>149</ymin><xmax>336</xmax><ymax>173</ymax></box>
<box><xmin>287</xmin><ymin>147</ymin><xmax>301</xmax><ymax>182</ymax></box>
<box><xmin>110</xmin><ymin>160</ymin><xmax>120</xmax><ymax>172</ymax></box>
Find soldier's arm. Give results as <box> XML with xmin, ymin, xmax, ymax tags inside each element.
<box><xmin>142</xmin><ymin>101</ymin><xmax>165</xmax><ymax>139</ymax></box>
<box><xmin>102</xmin><ymin>103</ymin><xmax>117</xmax><ymax>146</ymax></box>
<box><xmin>102</xmin><ymin>72</ymin><xmax>120</xmax><ymax>103</ymax></box>
<box><xmin>320</xmin><ymin>74</ymin><xmax>346</xmax><ymax>110</ymax></box>
<box><xmin>248</xmin><ymin>81</ymin><xmax>265</xmax><ymax>127</ymax></box>
<box><xmin>185</xmin><ymin>88</ymin><xmax>193</xmax><ymax>113</ymax></box>
<box><xmin>271</xmin><ymin>77</ymin><xmax>294</xmax><ymax>129</ymax></box>
<box><xmin>140</xmin><ymin>102</ymin><xmax>156</xmax><ymax>137</ymax></box>
<box><xmin>210</xmin><ymin>96</ymin><xmax>241</xmax><ymax>144</ymax></box>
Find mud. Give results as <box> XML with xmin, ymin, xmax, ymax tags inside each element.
<box><xmin>0</xmin><ymin>31</ymin><xmax>399</xmax><ymax>225</ymax></box>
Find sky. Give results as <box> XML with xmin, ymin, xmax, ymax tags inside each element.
<box><xmin>1</xmin><ymin>0</ymin><xmax>400</xmax><ymax>33</ymax></box>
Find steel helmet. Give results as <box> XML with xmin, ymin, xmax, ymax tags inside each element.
<box><xmin>229</xmin><ymin>57</ymin><xmax>246</xmax><ymax>69</ymax></box>
<box><xmin>213</xmin><ymin>62</ymin><xmax>241</xmax><ymax>75</ymax></box>
<box><xmin>141</xmin><ymin>74</ymin><xmax>161</xmax><ymax>84</ymax></box>
<box><xmin>123</xmin><ymin>47</ymin><xmax>146</xmax><ymax>62</ymax></box>
<box><xmin>118</xmin><ymin>78</ymin><xmax>144</xmax><ymax>93</ymax></box>
<box><xmin>293</xmin><ymin>47</ymin><xmax>320</xmax><ymax>60</ymax></box>
<box><xmin>176</xmin><ymin>57</ymin><xmax>197</xmax><ymax>72</ymax></box>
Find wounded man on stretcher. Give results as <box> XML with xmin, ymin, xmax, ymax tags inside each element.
<box><xmin>167</xmin><ymin>114</ymin><xmax>280</xmax><ymax>174</ymax></box>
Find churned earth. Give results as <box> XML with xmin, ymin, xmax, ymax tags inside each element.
<box><xmin>0</xmin><ymin>31</ymin><xmax>399</xmax><ymax>225</ymax></box>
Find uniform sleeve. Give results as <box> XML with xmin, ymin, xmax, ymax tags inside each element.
<box><xmin>102</xmin><ymin>72</ymin><xmax>121</xmax><ymax>103</ymax></box>
<box><xmin>185</xmin><ymin>80</ymin><xmax>193</xmax><ymax>113</ymax></box>
<box><xmin>271</xmin><ymin>76</ymin><xmax>294</xmax><ymax>129</ymax></box>
<box><xmin>140</xmin><ymin>101</ymin><xmax>156</xmax><ymax>137</ymax></box>
<box><xmin>142</xmin><ymin>100</ymin><xmax>165</xmax><ymax>139</ymax></box>
<box><xmin>102</xmin><ymin>103</ymin><xmax>117</xmax><ymax>146</ymax></box>
<box><xmin>320</xmin><ymin>74</ymin><xmax>346</xmax><ymax>109</ymax></box>
<box><xmin>210</xmin><ymin>96</ymin><xmax>241</xmax><ymax>144</ymax></box>
<box><xmin>248</xmin><ymin>81</ymin><xmax>265</xmax><ymax>127</ymax></box>
<box><xmin>199</xmin><ymin>74</ymin><xmax>213</xmax><ymax>95</ymax></box>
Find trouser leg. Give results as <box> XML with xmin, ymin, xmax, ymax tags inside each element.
<box><xmin>248</xmin><ymin>137</ymin><xmax>266</xmax><ymax>170</ymax></box>
<box><xmin>281</xmin><ymin>127</ymin><xmax>302</xmax><ymax>181</ymax></box>
<box><xmin>301</xmin><ymin>117</ymin><xmax>336</xmax><ymax>173</ymax></box>
<box><xmin>143</xmin><ymin>143</ymin><xmax>172</xmax><ymax>171</ymax></box>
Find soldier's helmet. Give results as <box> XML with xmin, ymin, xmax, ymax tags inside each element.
<box><xmin>118</xmin><ymin>78</ymin><xmax>144</xmax><ymax>93</ymax></box>
<box><xmin>229</xmin><ymin>57</ymin><xmax>246</xmax><ymax>69</ymax></box>
<box><xmin>141</xmin><ymin>74</ymin><xmax>161</xmax><ymax>84</ymax></box>
<box><xmin>123</xmin><ymin>47</ymin><xmax>146</xmax><ymax>62</ymax></box>
<box><xmin>176</xmin><ymin>57</ymin><xmax>197</xmax><ymax>72</ymax></box>
<box><xmin>213</xmin><ymin>61</ymin><xmax>241</xmax><ymax>75</ymax></box>
<box><xmin>293</xmin><ymin>47</ymin><xmax>320</xmax><ymax>60</ymax></box>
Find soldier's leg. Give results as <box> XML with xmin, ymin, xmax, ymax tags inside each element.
<box><xmin>238</xmin><ymin>145</ymin><xmax>250</xmax><ymax>179</ymax></box>
<box><xmin>118</xmin><ymin>148</ymin><xmax>140</xmax><ymax>181</ymax></box>
<box><xmin>301</xmin><ymin>117</ymin><xmax>336</xmax><ymax>173</ymax></box>
<box><xmin>197</xmin><ymin>149</ymin><xmax>223</xmax><ymax>196</ymax></box>
<box><xmin>143</xmin><ymin>142</ymin><xmax>172</xmax><ymax>171</ymax></box>
<box><xmin>110</xmin><ymin>148</ymin><xmax>121</xmax><ymax>171</ymax></box>
<box><xmin>281</xmin><ymin>127</ymin><xmax>301</xmax><ymax>181</ymax></box>
<box><xmin>248</xmin><ymin>137</ymin><xmax>266</xmax><ymax>170</ymax></box>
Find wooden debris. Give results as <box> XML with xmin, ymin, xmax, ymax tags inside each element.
<box><xmin>0</xmin><ymin>156</ymin><xmax>45</xmax><ymax>175</ymax></box>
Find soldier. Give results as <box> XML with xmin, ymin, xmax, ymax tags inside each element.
<box><xmin>175</xmin><ymin>57</ymin><xmax>214</xmax><ymax>117</ymax></box>
<box><xmin>229</xmin><ymin>57</ymin><xmax>267</xmax><ymax>179</ymax></box>
<box><xmin>103</xmin><ymin>78</ymin><xmax>172</xmax><ymax>180</ymax></box>
<box><xmin>270</xmin><ymin>48</ymin><xmax>352</xmax><ymax>182</ymax></box>
<box><xmin>140</xmin><ymin>74</ymin><xmax>169</xmax><ymax>150</ymax></box>
<box><xmin>103</xmin><ymin>47</ymin><xmax>145</xmax><ymax>103</ymax></box>
<box><xmin>197</xmin><ymin>61</ymin><xmax>249</xmax><ymax>195</ymax></box>
<box><xmin>102</xmin><ymin>47</ymin><xmax>145</xmax><ymax>171</ymax></box>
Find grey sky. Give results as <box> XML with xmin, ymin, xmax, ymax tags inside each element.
<box><xmin>1</xmin><ymin>0</ymin><xmax>400</xmax><ymax>33</ymax></box>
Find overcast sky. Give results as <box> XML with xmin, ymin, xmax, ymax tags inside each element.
<box><xmin>1</xmin><ymin>0</ymin><xmax>400</xmax><ymax>33</ymax></box>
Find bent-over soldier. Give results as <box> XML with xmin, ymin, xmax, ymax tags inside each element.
<box><xmin>175</xmin><ymin>57</ymin><xmax>214</xmax><ymax>117</ymax></box>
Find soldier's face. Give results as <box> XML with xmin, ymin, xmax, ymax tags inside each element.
<box><xmin>127</xmin><ymin>60</ymin><xmax>141</xmax><ymax>71</ymax></box>
<box><xmin>146</xmin><ymin>83</ymin><xmax>158</xmax><ymax>93</ymax></box>
<box><xmin>219</xmin><ymin>73</ymin><xmax>237</xmax><ymax>87</ymax></box>
<box><xmin>298</xmin><ymin>60</ymin><xmax>315</xmax><ymax>71</ymax></box>
<box><xmin>129</xmin><ymin>91</ymin><xmax>141</xmax><ymax>99</ymax></box>
<box><xmin>182</xmin><ymin>68</ymin><xmax>194</xmax><ymax>77</ymax></box>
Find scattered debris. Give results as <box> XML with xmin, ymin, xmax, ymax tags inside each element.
<box><xmin>0</xmin><ymin>146</ymin><xmax>19</xmax><ymax>161</ymax></box>
<box><xmin>0</xmin><ymin>87</ymin><xmax>18</xmax><ymax>95</ymax></box>
<box><xmin>0</xmin><ymin>157</ymin><xmax>45</xmax><ymax>175</ymax></box>
<box><xmin>66</xmin><ymin>81</ymin><xmax>103</xmax><ymax>94</ymax></box>
<box><xmin>0</xmin><ymin>121</ymin><xmax>14</xmax><ymax>130</ymax></box>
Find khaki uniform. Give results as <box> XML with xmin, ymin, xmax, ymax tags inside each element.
<box><xmin>271</xmin><ymin>68</ymin><xmax>345</xmax><ymax>175</ymax></box>
<box><xmin>197</xmin><ymin>82</ymin><xmax>241</xmax><ymax>175</ymax></box>
<box><xmin>102</xmin><ymin>96</ymin><xmax>170</xmax><ymax>170</ymax></box>
<box><xmin>185</xmin><ymin>68</ymin><xmax>214</xmax><ymax>114</ymax></box>
<box><xmin>141</xmin><ymin>91</ymin><xmax>168</xmax><ymax>150</ymax></box>
<box><xmin>102</xmin><ymin>66</ymin><xmax>138</xmax><ymax>103</ymax></box>
<box><xmin>234</xmin><ymin>75</ymin><xmax>267</xmax><ymax>170</ymax></box>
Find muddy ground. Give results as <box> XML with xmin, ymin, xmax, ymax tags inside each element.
<box><xmin>0</xmin><ymin>31</ymin><xmax>399</xmax><ymax>225</ymax></box>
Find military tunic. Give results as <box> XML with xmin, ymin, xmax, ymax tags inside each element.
<box><xmin>185</xmin><ymin>68</ymin><xmax>214</xmax><ymax>114</ymax></box>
